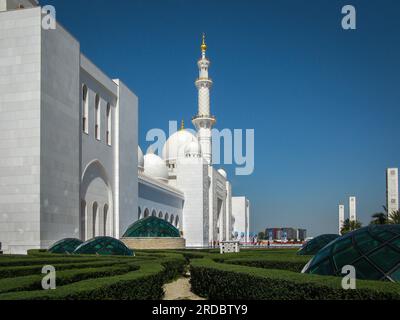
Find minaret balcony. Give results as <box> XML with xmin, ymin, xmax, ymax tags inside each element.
<box><xmin>195</xmin><ymin>78</ymin><xmax>213</xmax><ymax>89</ymax></box>
<box><xmin>192</xmin><ymin>114</ymin><xmax>217</xmax><ymax>128</ymax></box>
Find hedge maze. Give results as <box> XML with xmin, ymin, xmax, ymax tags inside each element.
<box><xmin>0</xmin><ymin>248</ymin><xmax>399</xmax><ymax>300</ymax></box>
<box><xmin>0</xmin><ymin>251</ymin><xmax>185</xmax><ymax>300</ymax></box>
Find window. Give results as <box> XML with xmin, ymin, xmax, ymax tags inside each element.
<box><xmin>82</xmin><ymin>85</ymin><xmax>88</xmax><ymax>134</ymax></box>
<box><xmin>106</xmin><ymin>103</ymin><xmax>112</xmax><ymax>146</ymax></box>
<box><xmin>95</xmin><ymin>94</ymin><xmax>100</xmax><ymax>140</ymax></box>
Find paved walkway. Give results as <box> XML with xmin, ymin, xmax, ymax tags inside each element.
<box><xmin>163</xmin><ymin>277</ymin><xmax>206</xmax><ymax>300</ymax></box>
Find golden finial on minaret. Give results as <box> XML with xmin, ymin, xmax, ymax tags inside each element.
<box><xmin>201</xmin><ymin>33</ymin><xmax>207</xmax><ymax>52</ymax></box>
<box><xmin>180</xmin><ymin>119</ymin><xmax>185</xmax><ymax>131</ymax></box>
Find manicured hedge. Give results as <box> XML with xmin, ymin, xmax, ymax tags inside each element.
<box><xmin>0</xmin><ymin>263</ymin><xmax>139</xmax><ymax>294</ymax></box>
<box><xmin>0</xmin><ymin>259</ymin><xmax>130</xmax><ymax>279</ymax></box>
<box><xmin>0</xmin><ymin>253</ymin><xmax>186</xmax><ymax>300</ymax></box>
<box><xmin>190</xmin><ymin>258</ymin><xmax>400</xmax><ymax>300</ymax></box>
<box><xmin>218</xmin><ymin>259</ymin><xmax>306</xmax><ymax>272</ymax></box>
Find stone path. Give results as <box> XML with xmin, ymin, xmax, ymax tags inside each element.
<box><xmin>163</xmin><ymin>277</ymin><xmax>206</xmax><ymax>300</ymax></box>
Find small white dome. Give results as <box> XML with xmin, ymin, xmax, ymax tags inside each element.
<box><xmin>184</xmin><ymin>140</ymin><xmax>202</xmax><ymax>157</ymax></box>
<box><xmin>218</xmin><ymin>169</ymin><xmax>227</xmax><ymax>179</ymax></box>
<box><xmin>162</xmin><ymin>130</ymin><xmax>197</xmax><ymax>160</ymax></box>
<box><xmin>144</xmin><ymin>150</ymin><xmax>168</xmax><ymax>181</ymax></box>
<box><xmin>138</xmin><ymin>146</ymin><xmax>144</xmax><ymax>168</ymax></box>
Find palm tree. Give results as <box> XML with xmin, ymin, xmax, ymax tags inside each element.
<box><xmin>389</xmin><ymin>210</ymin><xmax>400</xmax><ymax>224</ymax></box>
<box><xmin>370</xmin><ymin>212</ymin><xmax>388</xmax><ymax>225</ymax></box>
<box><xmin>341</xmin><ymin>219</ymin><xmax>362</xmax><ymax>235</ymax></box>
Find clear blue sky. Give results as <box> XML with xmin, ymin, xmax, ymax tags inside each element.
<box><xmin>45</xmin><ymin>0</ymin><xmax>400</xmax><ymax>236</ymax></box>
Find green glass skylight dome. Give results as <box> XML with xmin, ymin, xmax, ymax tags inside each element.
<box><xmin>48</xmin><ymin>238</ymin><xmax>83</xmax><ymax>254</ymax></box>
<box><xmin>302</xmin><ymin>225</ymin><xmax>400</xmax><ymax>282</ymax></box>
<box><xmin>298</xmin><ymin>234</ymin><xmax>340</xmax><ymax>256</ymax></box>
<box><xmin>123</xmin><ymin>216</ymin><xmax>180</xmax><ymax>238</ymax></box>
<box><xmin>73</xmin><ymin>237</ymin><xmax>134</xmax><ymax>256</ymax></box>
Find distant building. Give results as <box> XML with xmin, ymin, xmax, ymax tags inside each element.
<box><xmin>349</xmin><ymin>197</ymin><xmax>357</xmax><ymax>222</ymax></box>
<box><xmin>338</xmin><ymin>205</ymin><xmax>345</xmax><ymax>234</ymax></box>
<box><xmin>386</xmin><ymin>168</ymin><xmax>399</xmax><ymax>216</ymax></box>
<box><xmin>265</xmin><ymin>227</ymin><xmax>307</xmax><ymax>241</ymax></box>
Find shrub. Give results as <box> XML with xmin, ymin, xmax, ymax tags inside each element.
<box><xmin>0</xmin><ymin>254</ymin><xmax>186</xmax><ymax>300</ymax></box>
<box><xmin>0</xmin><ymin>263</ymin><xmax>139</xmax><ymax>294</ymax></box>
<box><xmin>190</xmin><ymin>258</ymin><xmax>400</xmax><ymax>300</ymax></box>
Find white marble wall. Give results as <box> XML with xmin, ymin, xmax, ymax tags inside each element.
<box><xmin>0</xmin><ymin>7</ymin><xmax>139</xmax><ymax>253</ymax></box>
<box><xmin>40</xmin><ymin>22</ymin><xmax>81</xmax><ymax>249</ymax></box>
<box><xmin>177</xmin><ymin>160</ymin><xmax>209</xmax><ymax>247</ymax></box>
<box><xmin>0</xmin><ymin>7</ymin><xmax>42</xmax><ymax>254</ymax></box>
<box><xmin>232</xmin><ymin>196</ymin><xmax>250</xmax><ymax>243</ymax></box>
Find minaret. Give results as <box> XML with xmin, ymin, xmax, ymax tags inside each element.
<box><xmin>192</xmin><ymin>33</ymin><xmax>216</xmax><ymax>164</ymax></box>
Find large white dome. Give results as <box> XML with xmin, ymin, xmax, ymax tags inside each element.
<box><xmin>162</xmin><ymin>129</ymin><xmax>197</xmax><ymax>160</ymax></box>
<box><xmin>138</xmin><ymin>146</ymin><xmax>144</xmax><ymax>169</ymax></box>
<box><xmin>144</xmin><ymin>150</ymin><xmax>168</xmax><ymax>182</ymax></box>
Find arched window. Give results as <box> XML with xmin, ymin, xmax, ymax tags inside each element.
<box><xmin>159</xmin><ymin>211</ymin><xmax>163</xmax><ymax>218</ymax></box>
<box><xmin>152</xmin><ymin>210</ymin><xmax>156</xmax><ymax>217</ymax></box>
<box><xmin>170</xmin><ymin>214</ymin><xmax>174</xmax><ymax>224</ymax></box>
<box><xmin>138</xmin><ymin>207</ymin><xmax>142</xmax><ymax>220</ymax></box>
<box><xmin>80</xmin><ymin>200</ymin><xmax>86</xmax><ymax>240</ymax></box>
<box><xmin>82</xmin><ymin>85</ymin><xmax>88</xmax><ymax>134</ymax></box>
<box><xmin>92</xmin><ymin>202</ymin><xmax>98</xmax><ymax>237</ymax></box>
<box><xmin>144</xmin><ymin>208</ymin><xmax>149</xmax><ymax>218</ymax></box>
<box><xmin>175</xmin><ymin>216</ymin><xmax>179</xmax><ymax>228</ymax></box>
<box><xmin>106</xmin><ymin>103</ymin><xmax>112</xmax><ymax>146</ymax></box>
<box><xmin>95</xmin><ymin>94</ymin><xmax>100</xmax><ymax>140</ymax></box>
<box><xmin>104</xmin><ymin>204</ymin><xmax>109</xmax><ymax>236</ymax></box>
<box><xmin>165</xmin><ymin>213</ymin><xmax>169</xmax><ymax>222</ymax></box>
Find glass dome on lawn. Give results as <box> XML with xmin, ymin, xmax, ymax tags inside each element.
<box><xmin>302</xmin><ymin>225</ymin><xmax>400</xmax><ymax>282</ymax></box>
<box><xmin>48</xmin><ymin>238</ymin><xmax>83</xmax><ymax>254</ymax></box>
<box><xmin>73</xmin><ymin>237</ymin><xmax>134</xmax><ymax>256</ymax></box>
<box><xmin>298</xmin><ymin>234</ymin><xmax>340</xmax><ymax>256</ymax></box>
<box><xmin>123</xmin><ymin>216</ymin><xmax>180</xmax><ymax>238</ymax></box>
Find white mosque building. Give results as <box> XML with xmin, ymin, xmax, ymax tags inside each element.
<box><xmin>137</xmin><ymin>35</ymin><xmax>250</xmax><ymax>247</ymax></box>
<box><xmin>0</xmin><ymin>1</ymin><xmax>250</xmax><ymax>253</ymax></box>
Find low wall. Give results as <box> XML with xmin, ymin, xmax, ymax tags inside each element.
<box><xmin>121</xmin><ymin>237</ymin><xmax>186</xmax><ymax>250</ymax></box>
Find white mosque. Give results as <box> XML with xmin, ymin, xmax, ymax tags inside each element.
<box><xmin>137</xmin><ymin>35</ymin><xmax>250</xmax><ymax>247</ymax></box>
<box><xmin>0</xmin><ymin>0</ymin><xmax>250</xmax><ymax>253</ymax></box>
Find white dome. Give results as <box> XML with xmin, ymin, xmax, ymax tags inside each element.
<box><xmin>144</xmin><ymin>150</ymin><xmax>168</xmax><ymax>181</ymax></box>
<box><xmin>218</xmin><ymin>169</ymin><xmax>227</xmax><ymax>179</ymax></box>
<box><xmin>138</xmin><ymin>146</ymin><xmax>144</xmax><ymax>168</ymax></box>
<box><xmin>184</xmin><ymin>140</ymin><xmax>201</xmax><ymax>157</ymax></box>
<box><xmin>162</xmin><ymin>130</ymin><xmax>197</xmax><ymax>160</ymax></box>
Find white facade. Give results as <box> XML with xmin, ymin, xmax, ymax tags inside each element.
<box><xmin>0</xmin><ymin>3</ymin><xmax>250</xmax><ymax>251</ymax></box>
<box><xmin>349</xmin><ymin>197</ymin><xmax>356</xmax><ymax>222</ymax></box>
<box><xmin>338</xmin><ymin>204</ymin><xmax>345</xmax><ymax>234</ymax></box>
<box><xmin>386</xmin><ymin>168</ymin><xmax>399</xmax><ymax>216</ymax></box>
<box><xmin>0</xmin><ymin>4</ymin><xmax>138</xmax><ymax>253</ymax></box>
<box><xmin>232</xmin><ymin>197</ymin><xmax>250</xmax><ymax>243</ymax></box>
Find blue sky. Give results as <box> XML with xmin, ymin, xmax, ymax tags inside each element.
<box><xmin>45</xmin><ymin>0</ymin><xmax>400</xmax><ymax>236</ymax></box>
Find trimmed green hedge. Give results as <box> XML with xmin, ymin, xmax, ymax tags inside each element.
<box><xmin>218</xmin><ymin>259</ymin><xmax>306</xmax><ymax>272</ymax></box>
<box><xmin>0</xmin><ymin>260</ymin><xmax>131</xmax><ymax>279</ymax></box>
<box><xmin>0</xmin><ymin>253</ymin><xmax>186</xmax><ymax>300</ymax></box>
<box><xmin>190</xmin><ymin>258</ymin><xmax>400</xmax><ymax>300</ymax></box>
<box><xmin>0</xmin><ymin>263</ymin><xmax>140</xmax><ymax>294</ymax></box>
